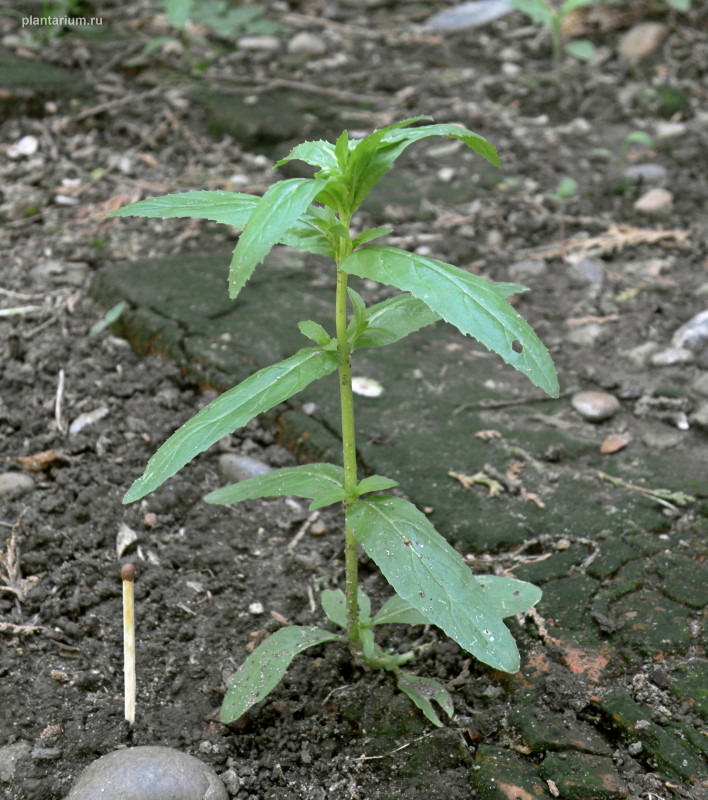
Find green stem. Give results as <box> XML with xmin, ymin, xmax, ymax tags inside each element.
<box><xmin>335</xmin><ymin>258</ymin><xmax>361</xmax><ymax>653</ymax></box>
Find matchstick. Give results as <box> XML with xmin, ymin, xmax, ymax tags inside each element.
<box><xmin>121</xmin><ymin>563</ymin><xmax>136</xmax><ymax>725</ymax></box>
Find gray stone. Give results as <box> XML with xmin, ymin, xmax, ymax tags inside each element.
<box><xmin>618</xmin><ymin>22</ymin><xmax>668</xmax><ymax>65</ymax></box>
<box><xmin>571</xmin><ymin>391</ymin><xmax>620</xmax><ymax>422</ymax></box>
<box><xmin>692</xmin><ymin>372</ymin><xmax>708</xmax><ymax>397</ymax></box>
<box><xmin>236</xmin><ymin>35</ymin><xmax>280</xmax><ymax>52</ymax></box>
<box><xmin>568</xmin><ymin>323</ymin><xmax>603</xmax><ymax>348</ymax></box>
<box><xmin>650</xmin><ymin>347</ymin><xmax>694</xmax><ymax>367</ymax></box>
<box><xmin>425</xmin><ymin>0</ymin><xmax>514</xmax><ymax>30</ymax></box>
<box><xmin>287</xmin><ymin>32</ymin><xmax>327</xmax><ymax>58</ymax></box>
<box><xmin>0</xmin><ymin>471</ymin><xmax>34</xmax><ymax>500</ymax></box>
<box><xmin>623</xmin><ymin>164</ymin><xmax>667</xmax><ymax>184</ymax></box>
<box><xmin>0</xmin><ymin>741</ymin><xmax>31</xmax><ymax>784</ymax></box>
<box><xmin>65</xmin><ymin>746</ymin><xmax>228</xmax><ymax>800</ymax></box>
<box><xmin>634</xmin><ymin>188</ymin><xmax>673</xmax><ymax>215</ymax></box>
<box><xmin>569</xmin><ymin>258</ymin><xmax>604</xmax><ymax>285</ymax></box>
<box><xmin>508</xmin><ymin>259</ymin><xmax>547</xmax><ymax>278</ymax></box>
<box><xmin>622</xmin><ymin>341</ymin><xmax>660</xmax><ymax>367</ymax></box>
<box><xmin>218</xmin><ymin>454</ymin><xmax>272</xmax><ymax>484</ymax></box>
<box><xmin>672</xmin><ymin>309</ymin><xmax>708</xmax><ymax>352</ymax></box>
<box><xmin>691</xmin><ymin>401</ymin><xmax>708</xmax><ymax>431</ymax></box>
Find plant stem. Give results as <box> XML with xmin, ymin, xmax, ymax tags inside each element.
<box><xmin>335</xmin><ymin>263</ymin><xmax>361</xmax><ymax>653</ymax></box>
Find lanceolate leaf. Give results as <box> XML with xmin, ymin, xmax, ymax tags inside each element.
<box><xmin>397</xmin><ymin>672</ymin><xmax>454</xmax><ymax>728</ymax></box>
<box><xmin>372</xmin><ymin>593</ymin><xmax>430</xmax><ymax>626</ymax></box>
<box><xmin>228</xmin><ymin>178</ymin><xmax>323</xmax><ymax>299</ymax></box>
<box><xmin>349</xmin><ymin>122</ymin><xmax>499</xmax><ymax>210</ymax></box>
<box><xmin>275</xmin><ymin>140</ymin><xmax>339</xmax><ymax>172</ymax></box>
<box><xmin>220</xmin><ymin>626</ymin><xmax>341</xmax><ymax>724</ymax></box>
<box><xmin>320</xmin><ymin>587</ymin><xmax>371</xmax><ymax>628</ymax></box>
<box><xmin>474</xmin><ymin>576</ymin><xmax>542</xmax><ymax>617</ymax></box>
<box><xmin>205</xmin><ymin>463</ymin><xmax>344</xmax><ymax>506</ymax></box>
<box><xmin>348</xmin><ymin>495</ymin><xmax>520</xmax><ymax>673</ymax></box>
<box><xmin>354</xmin><ymin>293</ymin><xmax>441</xmax><ymax>350</ymax></box>
<box><xmin>123</xmin><ymin>348</ymin><xmax>340</xmax><ymax>504</ymax></box>
<box><xmin>341</xmin><ymin>247</ymin><xmax>559</xmax><ymax>396</ymax></box>
<box><xmin>106</xmin><ymin>190</ymin><xmax>259</xmax><ymax>228</ymax></box>
<box><xmin>356</xmin><ymin>475</ymin><xmax>399</xmax><ymax>494</ymax></box>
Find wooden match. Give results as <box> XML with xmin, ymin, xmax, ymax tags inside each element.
<box><xmin>121</xmin><ymin>563</ymin><xmax>136</xmax><ymax>725</ymax></box>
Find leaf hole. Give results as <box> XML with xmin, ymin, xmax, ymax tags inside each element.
<box><xmin>511</xmin><ymin>340</ymin><xmax>523</xmax><ymax>354</ymax></box>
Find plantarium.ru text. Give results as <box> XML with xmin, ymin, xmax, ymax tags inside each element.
<box><xmin>108</xmin><ymin>117</ymin><xmax>559</xmax><ymax>727</ymax></box>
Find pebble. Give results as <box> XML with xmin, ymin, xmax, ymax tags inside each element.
<box><xmin>8</xmin><ymin>135</ymin><xmax>39</xmax><ymax>158</ymax></box>
<box><xmin>650</xmin><ymin>347</ymin><xmax>694</xmax><ymax>367</ymax></box>
<box><xmin>671</xmin><ymin>309</ymin><xmax>708</xmax><ymax>353</ymax></box>
<box><xmin>633</xmin><ymin>188</ymin><xmax>673</xmax><ymax>215</ymax></box>
<box><xmin>641</xmin><ymin>427</ymin><xmax>685</xmax><ymax>450</ymax></box>
<box><xmin>65</xmin><ymin>746</ymin><xmax>228</xmax><ymax>800</ymax></box>
<box><xmin>655</xmin><ymin>121</ymin><xmax>687</xmax><ymax>140</ymax></box>
<box><xmin>309</xmin><ymin>519</ymin><xmax>327</xmax><ymax>536</ymax></box>
<box><xmin>351</xmin><ymin>376</ymin><xmax>384</xmax><ymax>397</ymax></box>
<box><xmin>691</xmin><ymin>402</ymin><xmax>708</xmax><ymax>431</ymax></box>
<box><xmin>569</xmin><ymin>258</ymin><xmax>604</xmax><ymax>285</ymax></box>
<box><xmin>623</xmin><ymin>164</ymin><xmax>667</xmax><ymax>184</ymax></box>
<box><xmin>568</xmin><ymin>323</ymin><xmax>603</xmax><ymax>348</ymax></box>
<box><xmin>0</xmin><ymin>472</ymin><xmax>34</xmax><ymax>500</ymax></box>
<box><xmin>218</xmin><ymin>454</ymin><xmax>272</xmax><ymax>483</ymax></box>
<box><xmin>237</xmin><ymin>35</ymin><xmax>280</xmax><ymax>52</ymax></box>
<box><xmin>425</xmin><ymin>0</ymin><xmax>513</xmax><ymax>29</ymax></box>
<box><xmin>618</xmin><ymin>22</ymin><xmax>668</xmax><ymax>65</ymax></box>
<box><xmin>571</xmin><ymin>391</ymin><xmax>621</xmax><ymax>422</ymax></box>
<box><xmin>509</xmin><ymin>259</ymin><xmax>547</xmax><ymax>278</ymax></box>
<box><xmin>622</xmin><ymin>341</ymin><xmax>660</xmax><ymax>367</ymax></box>
<box><xmin>248</xmin><ymin>601</ymin><xmax>264</xmax><ymax>615</ymax></box>
<box><xmin>693</xmin><ymin>373</ymin><xmax>708</xmax><ymax>397</ymax></box>
<box><xmin>69</xmin><ymin>406</ymin><xmax>109</xmax><ymax>435</ymax></box>
<box><xmin>0</xmin><ymin>741</ymin><xmax>31</xmax><ymax>782</ymax></box>
<box><xmin>287</xmin><ymin>32</ymin><xmax>327</xmax><ymax>58</ymax></box>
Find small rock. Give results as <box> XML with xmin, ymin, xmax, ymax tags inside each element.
<box><xmin>691</xmin><ymin>402</ymin><xmax>708</xmax><ymax>431</ymax></box>
<box><xmin>309</xmin><ymin>519</ymin><xmax>327</xmax><ymax>536</ymax></box>
<box><xmin>0</xmin><ymin>741</ymin><xmax>31</xmax><ymax>783</ymax></box>
<box><xmin>641</xmin><ymin>427</ymin><xmax>685</xmax><ymax>449</ymax></box>
<box><xmin>568</xmin><ymin>323</ymin><xmax>603</xmax><ymax>348</ymax></box>
<box><xmin>655</xmin><ymin>121</ymin><xmax>686</xmax><ymax>140</ymax></box>
<box><xmin>650</xmin><ymin>347</ymin><xmax>694</xmax><ymax>367</ymax></box>
<box><xmin>0</xmin><ymin>472</ymin><xmax>34</xmax><ymax>500</ymax></box>
<box><xmin>619</xmin><ymin>22</ymin><xmax>668</xmax><ymax>65</ymax></box>
<box><xmin>633</xmin><ymin>188</ymin><xmax>673</xmax><ymax>215</ymax></box>
<box><xmin>8</xmin><ymin>135</ymin><xmax>39</xmax><ymax>158</ymax></box>
<box><xmin>692</xmin><ymin>373</ymin><xmax>708</xmax><ymax>397</ymax></box>
<box><xmin>287</xmin><ymin>32</ymin><xmax>327</xmax><ymax>58</ymax></box>
<box><xmin>508</xmin><ymin>259</ymin><xmax>547</xmax><ymax>278</ymax></box>
<box><xmin>69</xmin><ymin>406</ymin><xmax>109</xmax><ymax>435</ymax></box>
<box><xmin>671</xmin><ymin>309</ymin><xmax>708</xmax><ymax>353</ymax></box>
<box><xmin>65</xmin><ymin>746</ymin><xmax>228</xmax><ymax>800</ymax></box>
<box><xmin>569</xmin><ymin>258</ymin><xmax>604</xmax><ymax>285</ymax></box>
<box><xmin>218</xmin><ymin>454</ymin><xmax>272</xmax><ymax>483</ymax></box>
<box><xmin>622</xmin><ymin>341</ymin><xmax>660</xmax><ymax>367</ymax></box>
<box><xmin>351</xmin><ymin>376</ymin><xmax>383</xmax><ymax>397</ymax></box>
<box><xmin>571</xmin><ymin>391</ymin><xmax>621</xmax><ymax>423</ymax></box>
<box><xmin>116</xmin><ymin>522</ymin><xmax>139</xmax><ymax>558</ymax></box>
<box><xmin>425</xmin><ymin>0</ymin><xmax>514</xmax><ymax>29</ymax></box>
<box><xmin>601</xmin><ymin>433</ymin><xmax>631</xmax><ymax>454</ymax></box>
<box><xmin>623</xmin><ymin>164</ymin><xmax>667</xmax><ymax>184</ymax></box>
<box><xmin>248</xmin><ymin>602</ymin><xmax>264</xmax><ymax>615</ymax></box>
<box><xmin>220</xmin><ymin>768</ymin><xmax>241</xmax><ymax>795</ymax></box>
<box><xmin>237</xmin><ymin>35</ymin><xmax>280</xmax><ymax>52</ymax></box>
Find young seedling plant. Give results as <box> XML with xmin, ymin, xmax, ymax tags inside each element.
<box><xmin>109</xmin><ymin>117</ymin><xmax>559</xmax><ymax>728</ymax></box>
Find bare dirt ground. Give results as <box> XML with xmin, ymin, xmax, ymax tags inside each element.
<box><xmin>1</xmin><ymin>1</ymin><xmax>707</xmax><ymax>798</ymax></box>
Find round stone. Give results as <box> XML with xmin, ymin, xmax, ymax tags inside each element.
<box><xmin>217</xmin><ymin>454</ymin><xmax>272</xmax><ymax>483</ymax></box>
<box><xmin>571</xmin><ymin>391</ymin><xmax>621</xmax><ymax>423</ymax></box>
<box><xmin>65</xmin><ymin>746</ymin><xmax>228</xmax><ymax>800</ymax></box>
<box><xmin>0</xmin><ymin>472</ymin><xmax>34</xmax><ymax>500</ymax></box>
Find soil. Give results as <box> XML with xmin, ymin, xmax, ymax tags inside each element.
<box><xmin>1</xmin><ymin>2</ymin><xmax>707</xmax><ymax>799</ymax></box>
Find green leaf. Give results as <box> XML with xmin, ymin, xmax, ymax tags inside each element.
<box><xmin>553</xmin><ymin>177</ymin><xmax>578</xmax><ymax>199</ymax></box>
<box><xmin>372</xmin><ymin>593</ymin><xmax>430</xmax><ymax>626</ymax></box>
<box><xmin>623</xmin><ymin>131</ymin><xmax>654</xmax><ymax>150</ymax></box>
<box><xmin>334</xmin><ymin>129</ymin><xmax>350</xmax><ymax>172</ymax></box>
<box><xmin>228</xmin><ymin>178</ymin><xmax>322</xmax><ymax>299</ymax></box>
<box><xmin>348</xmin><ymin>495</ymin><xmax>521</xmax><ymax>673</ymax></box>
<box><xmin>204</xmin><ymin>462</ymin><xmax>344</xmax><ymax>506</ymax></box>
<box><xmin>397</xmin><ymin>672</ymin><xmax>454</xmax><ymax>728</ymax></box>
<box><xmin>563</xmin><ymin>39</ymin><xmax>596</xmax><ymax>61</ymax></box>
<box><xmin>360</xmin><ymin>627</ymin><xmax>376</xmax><ymax>660</ymax></box>
<box><xmin>356</xmin><ymin>475</ymin><xmax>399</xmax><ymax>495</ymax></box>
<box><xmin>275</xmin><ymin>141</ymin><xmax>339</xmax><ymax>172</ymax></box>
<box><xmin>352</xmin><ymin>226</ymin><xmax>393</xmax><ymax>248</ymax></box>
<box><xmin>88</xmin><ymin>301</ymin><xmax>128</xmax><ymax>337</ymax></box>
<box><xmin>220</xmin><ymin>626</ymin><xmax>341</xmax><ymax>724</ymax></box>
<box><xmin>349</xmin><ymin>121</ymin><xmax>499</xmax><ymax>211</ymax></box>
<box><xmin>308</xmin><ymin>487</ymin><xmax>348</xmax><ymax>511</ymax></box>
<box><xmin>474</xmin><ymin>576</ymin><xmax>542</xmax><ymax>618</ymax></box>
<box><xmin>354</xmin><ymin>293</ymin><xmax>441</xmax><ymax>350</ymax></box>
<box><xmin>560</xmin><ymin>0</ymin><xmax>594</xmax><ymax>15</ymax></box>
<box><xmin>279</xmin><ymin>211</ymin><xmax>335</xmax><ymax>257</ymax></box>
<box><xmin>105</xmin><ymin>190</ymin><xmax>259</xmax><ymax>228</ymax></box>
<box><xmin>320</xmin><ymin>588</ymin><xmax>371</xmax><ymax>628</ymax></box>
<box><xmin>341</xmin><ymin>247</ymin><xmax>559</xmax><ymax>396</ymax></box>
<box><xmin>512</xmin><ymin>0</ymin><xmax>553</xmax><ymax>25</ymax></box>
<box><xmin>164</xmin><ymin>0</ymin><xmax>193</xmax><ymax>28</ymax></box>
<box><xmin>298</xmin><ymin>320</ymin><xmax>331</xmax><ymax>346</ymax></box>
<box><xmin>123</xmin><ymin>348</ymin><xmax>340</xmax><ymax>504</ymax></box>
<box><xmin>492</xmin><ymin>281</ymin><xmax>530</xmax><ymax>298</ymax></box>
